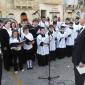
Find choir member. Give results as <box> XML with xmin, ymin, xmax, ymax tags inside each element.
<box><xmin>11</xmin><ymin>22</ymin><xmax>18</xmax><ymax>31</ymax></box>
<box><xmin>73</xmin><ymin>17</ymin><xmax>81</xmax><ymax>39</ymax></box>
<box><xmin>53</xmin><ymin>16</ymin><xmax>57</xmax><ymax>23</ymax></box>
<box><xmin>1</xmin><ymin>20</ymin><xmax>12</xmax><ymax>71</ymax></box>
<box><xmin>45</xmin><ymin>17</ymin><xmax>50</xmax><ymax>27</ymax></box>
<box><xmin>65</xmin><ymin>18</ymin><xmax>70</xmax><ymax>24</ymax></box>
<box><xmin>53</xmin><ymin>16</ymin><xmax>61</xmax><ymax>29</ymax></box>
<box><xmin>0</xmin><ymin>20</ymin><xmax>3</xmax><ymax>85</ymax></box>
<box><xmin>46</xmin><ymin>17</ymin><xmax>50</xmax><ymax>25</ymax></box>
<box><xmin>56</xmin><ymin>26</ymin><xmax>66</xmax><ymax>59</ymax></box>
<box><xmin>37</xmin><ymin>27</ymin><xmax>49</xmax><ymax>66</ymax></box>
<box><xmin>19</xmin><ymin>19</ymin><xmax>32</xmax><ymax>35</ymax></box>
<box><xmin>10</xmin><ymin>30</ymin><xmax>24</xmax><ymax>74</ymax></box>
<box><xmin>65</xmin><ymin>18</ymin><xmax>70</xmax><ymax>28</ymax></box>
<box><xmin>72</xmin><ymin>13</ymin><xmax>85</xmax><ymax>85</ymax></box>
<box><xmin>3</xmin><ymin>21</ymin><xmax>12</xmax><ymax>37</ymax></box>
<box><xmin>53</xmin><ymin>22</ymin><xmax>59</xmax><ymax>58</ymax></box>
<box><xmin>0</xmin><ymin>53</ymin><xmax>2</xmax><ymax>85</ymax></box>
<box><xmin>21</xmin><ymin>25</ymin><xmax>34</xmax><ymax>70</ymax></box>
<box><xmin>53</xmin><ymin>21</ymin><xmax>59</xmax><ymax>32</ymax></box>
<box><xmin>47</xmin><ymin>25</ymin><xmax>56</xmax><ymax>61</ymax></box>
<box><xmin>39</xmin><ymin>16</ymin><xmax>49</xmax><ymax>30</ymax></box>
<box><xmin>74</xmin><ymin>17</ymin><xmax>80</xmax><ymax>25</ymax></box>
<box><xmin>66</xmin><ymin>22</ymin><xmax>76</xmax><ymax>57</ymax></box>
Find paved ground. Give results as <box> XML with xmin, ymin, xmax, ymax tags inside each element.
<box><xmin>1</xmin><ymin>57</ymin><xmax>75</xmax><ymax>85</ymax></box>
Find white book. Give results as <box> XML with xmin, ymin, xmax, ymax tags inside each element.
<box><xmin>0</xmin><ymin>50</ymin><xmax>1</xmax><ymax>54</ymax></box>
<box><xmin>76</xmin><ymin>66</ymin><xmax>85</xmax><ymax>74</ymax></box>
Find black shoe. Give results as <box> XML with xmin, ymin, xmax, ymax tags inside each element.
<box><xmin>27</xmin><ymin>68</ymin><xmax>30</xmax><ymax>70</ymax></box>
<box><xmin>30</xmin><ymin>67</ymin><xmax>33</xmax><ymax>69</ymax></box>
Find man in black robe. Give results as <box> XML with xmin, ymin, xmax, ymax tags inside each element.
<box><xmin>0</xmin><ymin>53</ymin><xmax>2</xmax><ymax>85</ymax></box>
<box><xmin>72</xmin><ymin>13</ymin><xmax>85</xmax><ymax>85</ymax></box>
<box><xmin>0</xmin><ymin>20</ymin><xmax>3</xmax><ymax>85</ymax></box>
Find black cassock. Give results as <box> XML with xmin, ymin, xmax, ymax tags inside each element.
<box><xmin>0</xmin><ymin>29</ymin><xmax>3</xmax><ymax>85</ymax></box>
<box><xmin>29</xmin><ymin>25</ymin><xmax>41</xmax><ymax>39</ymax></box>
<box><xmin>0</xmin><ymin>54</ymin><xmax>2</xmax><ymax>85</ymax></box>
<box><xmin>72</xmin><ymin>28</ymin><xmax>85</xmax><ymax>85</ymax></box>
<box><xmin>72</xmin><ymin>28</ymin><xmax>85</xmax><ymax>66</ymax></box>
<box><xmin>0</xmin><ymin>29</ymin><xmax>12</xmax><ymax>71</ymax></box>
<box><xmin>0</xmin><ymin>41</ymin><xmax>2</xmax><ymax>85</ymax></box>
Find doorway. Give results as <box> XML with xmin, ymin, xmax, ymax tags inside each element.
<box><xmin>41</xmin><ymin>10</ymin><xmax>46</xmax><ymax>18</ymax></box>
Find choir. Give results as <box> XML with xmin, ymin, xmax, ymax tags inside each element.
<box><xmin>0</xmin><ymin>16</ymin><xmax>83</xmax><ymax>74</ymax></box>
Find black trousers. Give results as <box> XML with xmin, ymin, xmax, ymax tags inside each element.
<box><xmin>57</xmin><ymin>48</ymin><xmax>65</xmax><ymax>59</ymax></box>
<box><xmin>55</xmin><ymin>48</ymin><xmax>58</xmax><ymax>58</ymax></box>
<box><xmin>66</xmin><ymin>46</ymin><xmax>73</xmax><ymax>57</ymax></box>
<box><xmin>2</xmin><ymin>49</ymin><xmax>12</xmax><ymax>71</ymax></box>
<box><xmin>50</xmin><ymin>51</ymin><xmax>56</xmax><ymax>61</ymax></box>
<box><xmin>74</xmin><ymin>66</ymin><xmax>85</xmax><ymax>85</ymax></box>
<box><xmin>12</xmin><ymin>50</ymin><xmax>23</xmax><ymax>71</ymax></box>
<box><xmin>32</xmin><ymin>42</ymin><xmax>37</xmax><ymax>61</ymax></box>
<box><xmin>23</xmin><ymin>48</ymin><xmax>34</xmax><ymax>61</ymax></box>
<box><xmin>37</xmin><ymin>54</ymin><xmax>48</xmax><ymax>66</ymax></box>
<box><xmin>0</xmin><ymin>56</ymin><xmax>2</xmax><ymax>85</ymax></box>
<box><xmin>21</xmin><ymin>49</ymin><xmax>26</xmax><ymax>64</ymax></box>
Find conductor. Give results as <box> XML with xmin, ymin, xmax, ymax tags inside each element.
<box><xmin>0</xmin><ymin>20</ymin><xmax>3</xmax><ymax>85</ymax></box>
<box><xmin>72</xmin><ymin>13</ymin><xmax>85</xmax><ymax>85</ymax></box>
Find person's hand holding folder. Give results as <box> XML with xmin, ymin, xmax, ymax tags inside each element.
<box><xmin>76</xmin><ymin>62</ymin><xmax>85</xmax><ymax>74</ymax></box>
<box><xmin>79</xmin><ymin>62</ymin><xmax>85</xmax><ymax>68</ymax></box>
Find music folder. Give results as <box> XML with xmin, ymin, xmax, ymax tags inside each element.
<box><xmin>76</xmin><ymin>66</ymin><xmax>85</xmax><ymax>74</ymax></box>
<box><xmin>10</xmin><ymin>41</ymin><xmax>24</xmax><ymax>47</ymax></box>
<box><xmin>24</xmin><ymin>37</ymin><xmax>33</xmax><ymax>44</ymax></box>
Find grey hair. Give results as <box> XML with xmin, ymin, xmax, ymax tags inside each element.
<box><xmin>80</xmin><ymin>13</ymin><xmax>85</xmax><ymax>19</ymax></box>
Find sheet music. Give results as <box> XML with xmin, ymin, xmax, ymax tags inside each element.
<box><xmin>76</xmin><ymin>66</ymin><xmax>85</xmax><ymax>74</ymax></box>
<box><xmin>0</xmin><ymin>49</ymin><xmax>1</xmax><ymax>54</ymax></box>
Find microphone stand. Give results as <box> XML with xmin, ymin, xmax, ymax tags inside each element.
<box><xmin>32</xmin><ymin>10</ymin><xmax>41</xmax><ymax>19</ymax></box>
<box><xmin>38</xmin><ymin>33</ymin><xmax>60</xmax><ymax>85</ymax></box>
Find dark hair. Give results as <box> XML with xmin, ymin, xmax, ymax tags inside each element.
<box><xmin>11</xmin><ymin>22</ymin><xmax>17</xmax><ymax>29</ymax></box>
<box><xmin>12</xmin><ymin>30</ymin><xmax>20</xmax><ymax>42</ymax></box>
<box><xmin>70</xmin><ymin>22</ymin><xmax>73</xmax><ymax>25</ymax></box>
<box><xmin>76</xmin><ymin>17</ymin><xmax>80</xmax><ymax>20</ymax></box>
<box><xmin>23</xmin><ymin>25</ymin><xmax>29</xmax><ymax>32</ymax></box>
<box><xmin>49</xmin><ymin>25</ymin><xmax>56</xmax><ymax>31</ymax></box>
<box><xmin>32</xmin><ymin>18</ymin><xmax>39</xmax><ymax>23</ymax></box>
<box><xmin>23</xmin><ymin>19</ymin><xmax>28</xmax><ymax>22</ymax></box>
<box><xmin>61</xmin><ymin>26</ymin><xmax>65</xmax><ymax>29</ymax></box>
<box><xmin>49</xmin><ymin>25</ymin><xmax>54</xmax><ymax>28</ymax></box>
<box><xmin>53</xmin><ymin>21</ymin><xmax>57</xmax><ymax>25</ymax></box>
<box><xmin>54</xmin><ymin>16</ymin><xmax>57</xmax><ymax>18</ymax></box>
<box><xmin>4</xmin><ymin>20</ymin><xmax>11</xmax><ymax>25</ymax></box>
<box><xmin>66</xmin><ymin>18</ymin><xmax>70</xmax><ymax>21</ymax></box>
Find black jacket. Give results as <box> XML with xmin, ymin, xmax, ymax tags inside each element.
<box><xmin>0</xmin><ymin>29</ymin><xmax>10</xmax><ymax>51</ymax></box>
<box><xmin>0</xmin><ymin>55</ymin><xmax>2</xmax><ymax>85</ymax></box>
<box><xmin>72</xmin><ymin>28</ymin><xmax>85</xmax><ymax>66</ymax></box>
<box><xmin>29</xmin><ymin>25</ymin><xmax>41</xmax><ymax>39</ymax></box>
